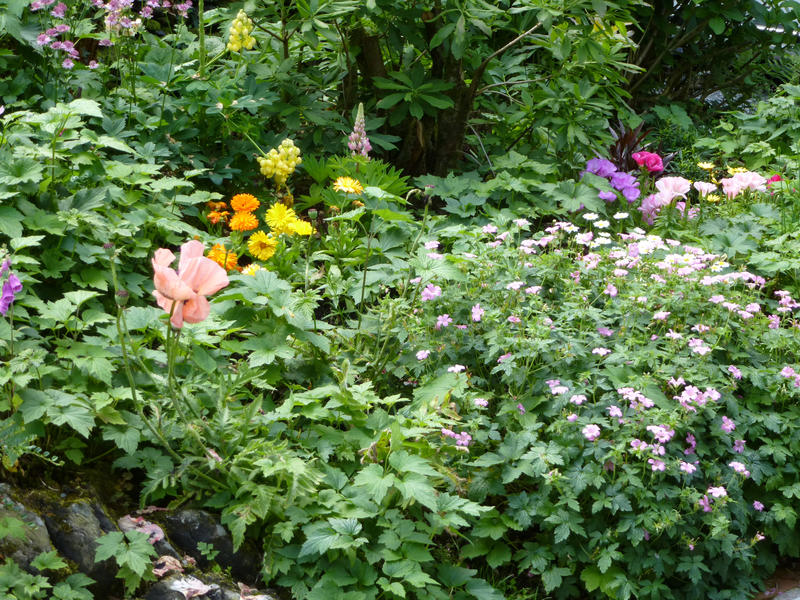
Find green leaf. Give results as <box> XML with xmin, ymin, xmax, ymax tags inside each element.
<box><xmin>94</xmin><ymin>531</ymin><xmax>126</xmax><ymax>562</ymax></box>
<box><xmin>31</xmin><ymin>550</ymin><xmax>68</xmax><ymax>572</ymax></box>
<box><xmin>709</xmin><ymin>17</ymin><xmax>725</xmax><ymax>34</ymax></box>
<box><xmin>430</xmin><ymin>22</ymin><xmax>456</xmax><ymax>49</ymax></box>
<box><xmin>581</xmin><ymin>566</ymin><xmax>602</xmax><ymax>592</ymax></box>
<box><xmin>299</xmin><ymin>523</ymin><xmax>339</xmax><ymax>558</ymax></box>
<box><xmin>388</xmin><ymin>450</ymin><xmax>438</xmax><ymax>477</ymax></box>
<box><xmin>395</xmin><ymin>473</ymin><xmax>437</xmax><ymax>511</ymax></box>
<box><xmin>542</xmin><ymin>566</ymin><xmax>571</xmax><ymax>593</ymax></box>
<box><xmin>352</xmin><ymin>464</ymin><xmax>395</xmax><ymax>504</ymax></box>
<box><xmin>0</xmin><ymin>206</ymin><xmax>25</xmax><ymax>239</ymax></box>
<box><xmin>465</xmin><ymin>578</ymin><xmax>503</xmax><ymax>600</ymax></box>
<box><xmin>66</xmin><ymin>98</ymin><xmax>104</xmax><ymax>118</ymax></box>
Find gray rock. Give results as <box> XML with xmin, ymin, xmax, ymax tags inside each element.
<box><xmin>163</xmin><ymin>509</ymin><xmax>260</xmax><ymax>583</ymax></box>
<box><xmin>0</xmin><ymin>483</ymin><xmax>54</xmax><ymax>571</ymax></box>
<box><xmin>776</xmin><ymin>588</ymin><xmax>800</xmax><ymax>600</ymax></box>
<box><xmin>43</xmin><ymin>499</ymin><xmax>119</xmax><ymax>595</ymax></box>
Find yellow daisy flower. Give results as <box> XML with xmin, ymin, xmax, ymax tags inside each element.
<box><xmin>697</xmin><ymin>162</ymin><xmax>715</xmax><ymax>171</ymax></box>
<box><xmin>705</xmin><ymin>193</ymin><xmax>722</xmax><ymax>203</ymax></box>
<box><xmin>726</xmin><ymin>166</ymin><xmax>748</xmax><ymax>175</ymax></box>
<box><xmin>332</xmin><ymin>176</ymin><xmax>364</xmax><ymax>195</ymax></box>
<box><xmin>247</xmin><ymin>230</ymin><xmax>278</xmax><ymax>260</ymax></box>
<box><xmin>287</xmin><ymin>219</ymin><xmax>315</xmax><ymax>236</ymax></box>
<box><xmin>229</xmin><ymin>211</ymin><xmax>259</xmax><ymax>232</ymax></box>
<box><xmin>242</xmin><ymin>263</ymin><xmax>262</xmax><ymax>276</ymax></box>
<box><xmin>265</xmin><ymin>202</ymin><xmax>297</xmax><ymax>235</ymax></box>
<box><xmin>230</xmin><ymin>193</ymin><xmax>260</xmax><ymax>213</ymax></box>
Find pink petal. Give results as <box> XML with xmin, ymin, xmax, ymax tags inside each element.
<box><xmin>181</xmin><ymin>295</ymin><xmax>210</xmax><ymax>324</ymax></box>
<box><xmin>153</xmin><ymin>264</ymin><xmax>195</xmax><ymax>301</ymax></box>
<box><xmin>170</xmin><ymin>301</ymin><xmax>185</xmax><ymax>328</ymax></box>
<box><xmin>178</xmin><ymin>240</ymin><xmax>205</xmax><ymax>273</ymax></box>
<box><xmin>153</xmin><ymin>290</ymin><xmax>174</xmax><ymax>313</ymax></box>
<box><xmin>179</xmin><ymin>257</ymin><xmax>229</xmax><ymax>296</ymax></box>
<box><xmin>152</xmin><ymin>248</ymin><xmax>175</xmax><ymax>268</ymax></box>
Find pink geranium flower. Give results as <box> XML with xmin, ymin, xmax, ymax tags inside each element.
<box><xmin>152</xmin><ymin>240</ymin><xmax>229</xmax><ymax>328</ymax></box>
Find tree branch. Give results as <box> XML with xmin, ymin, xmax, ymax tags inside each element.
<box><xmin>469</xmin><ymin>23</ymin><xmax>542</xmax><ymax>98</ymax></box>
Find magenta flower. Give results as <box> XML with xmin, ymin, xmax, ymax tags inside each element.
<box><xmin>729</xmin><ymin>461</ymin><xmax>750</xmax><ymax>477</ymax></box>
<box><xmin>632</xmin><ymin>151</ymin><xmax>663</xmax><ymax>172</ymax></box>
<box><xmin>497</xmin><ymin>353</ymin><xmax>512</xmax><ymax>363</ymax></box>
<box><xmin>62</xmin><ymin>58</ymin><xmax>74</xmax><ymax>69</ymax></box>
<box><xmin>698</xmin><ymin>495</ymin><xmax>712</xmax><ymax>512</ymax></box>
<box><xmin>507</xmin><ymin>315</ymin><xmax>520</xmax><ymax>324</ymax></box>
<box><xmin>517</xmin><ymin>403</ymin><xmax>526</xmax><ymax>415</ymax></box>
<box><xmin>603</xmin><ymin>283</ymin><xmax>617</xmax><ymax>297</ymax></box>
<box><xmin>567</xmin><ymin>413</ymin><xmax>578</xmax><ymax>422</ymax></box>
<box><xmin>648</xmin><ymin>458</ymin><xmax>665</xmax><ymax>472</ymax></box>
<box><xmin>0</xmin><ymin>273</ymin><xmax>22</xmax><ymax>316</ymax></box>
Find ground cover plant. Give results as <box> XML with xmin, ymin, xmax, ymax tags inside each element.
<box><xmin>1</xmin><ymin>1</ymin><xmax>800</xmax><ymax>599</ymax></box>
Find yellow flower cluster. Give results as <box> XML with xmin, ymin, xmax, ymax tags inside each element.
<box><xmin>265</xmin><ymin>202</ymin><xmax>315</xmax><ymax>237</ymax></box>
<box><xmin>227</xmin><ymin>10</ymin><xmax>255</xmax><ymax>52</ymax></box>
<box><xmin>257</xmin><ymin>139</ymin><xmax>301</xmax><ymax>187</ymax></box>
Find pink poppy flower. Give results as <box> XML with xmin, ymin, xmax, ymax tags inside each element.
<box><xmin>152</xmin><ymin>240</ymin><xmax>229</xmax><ymax>328</ymax></box>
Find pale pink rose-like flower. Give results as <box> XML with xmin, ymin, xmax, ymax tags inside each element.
<box><xmin>655</xmin><ymin>176</ymin><xmax>691</xmax><ymax>201</ymax></box>
<box><xmin>693</xmin><ymin>181</ymin><xmax>717</xmax><ymax>196</ymax></box>
<box><xmin>424</xmin><ymin>240</ymin><xmax>440</xmax><ymax>250</ymax></box>
<box><xmin>416</xmin><ymin>350</ymin><xmax>430</xmax><ymax>360</ymax></box>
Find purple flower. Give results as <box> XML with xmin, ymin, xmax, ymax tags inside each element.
<box><xmin>471</xmin><ymin>303</ymin><xmax>484</xmax><ymax>322</ymax></box>
<box><xmin>347</xmin><ymin>103</ymin><xmax>371</xmax><ymax>158</ymax></box>
<box><xmin>517</xmin><ymin>403</ymin><xmax>526</xmax><ymax>415</ymax></box>
<box><xmin>584</xmin><ymin>158</ymin><xmax>617</xmax><ymax>178</ymax></box>
<box><xmin>99</xmin><ymin>38</ymin><xmax>114</xmax><ymax>47</ymax></box>
<box><xmin>597</xmin><ymin>326</ymin><xmax>614</xmax><ymax>337</ymax></box>
<box><xmin>622</xmin><ymin>186</ymin><xmax>640</xmax><ymax>202</ymax></box>
<box><xmin>566</xmin><ymin>413</ymin><xmax>578</xmax><ymax>422</ymax></box>
<box><xmin>0</xmin><ymin>259</ymin><xmax>9</xmax><ymax>276</ymax></box>
<box><xmin>707</xmin><ymin>486</ymin><xmax>727</xmax><ymax>499</ymax></box>
<box><xmin>753</xmin><ymin>501</ymin><xmax>764</xmax><ymax>511</ymax></box>
<box><xmin>474</xmin><ymin>398</ymin><xmax>488</xmax><ymax>408</ymax></box>
<box><xmin>447</xmin><ymin>364</ymin><xmax>466</xmax><ymax>373</ymax></box>
<box><xmin>610</xmin><ymin>172</ymin><xmax>637</xmax><ymax>191</ymax></box>
<box><xmin>733</xmin><ymin>439</ymin><xmax>745</xmax><ymax>453</ymax></box>
<box><xmin>497</xmin><ymin>353</ymin><xmax>513</xmax><ymax>363</ymax></box>
<box><xmin>729</xmin><ymin>461</ymin><xmax>750</xmax><ymax>477</ymax></box>
<box><xmin>420</xmin><ymin>283</ymin><xmax>442</xmax><ymax>302</ymax></box>
<box><xmin>51</xmin><ymin>1</ymin><xmax>67</xmax><ymax>17</ymax></box>
<box><xmin>0</xmin><ymin>273</ymin><xmax>22</xmax><ymax>316</ymax></box>
<box><xmin>582</xmin><ymin>424</ymin><xmax>601</xmax><ymax>441</ymax></box>
<box><xmin>728</xmin><ymin>365</ymin><xmax>742</xmax><ymax>380</ymax></box>
<box><xmin>648</xmin><ymin>458</ymin><xmax>665</xmax><ymax>472</ymax></box>
<box><xmin>721</xmin><ymin>416</ymin><xmax>736</xmax><ymax>433</ymax></box>
<box><xmin>698</xmin><ymin>495</ymin><xmax>712</xmax><ymax>512</ymax></box>
<box><xmin>62</xmin><ymin>58</ymin><xmax>74</xmax><ymax>69</ymax></box>
<box><xmin>416</xmin><ymin>350</ymin><xmax>430</xmax><ymax>360</ymax></box>
<box><xmin>680</xmin><ymin>461</ymin><xmax>696</xmax><ymax>474</ymax></box>
<box><xmin>598</xmin><ymin>190</ymin><xmax>616</xmax><ymax>202</ymax></box>
<box><xmin>507</xmin><ymin>315</ymin><xmax>520</xmax><ymax>324</ymax></box>
<box><xmin>435</xmin><ymin>314</ymin><xmax>453</xmax><ymax>329</ymax></box>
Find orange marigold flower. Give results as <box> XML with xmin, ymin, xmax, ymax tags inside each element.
<box><xmin>230</xmin><ymin>193</ymin><xmax>260</xmax><ymax>213</ymax></box>
<box><xmin>206</xmin><ymin>201</ymin><xmax>228</xmax><ymax>211</ymax></box>
<box><xmin>207</xmin><ymin>210</ymin><xmax>229</xmax><ymax>225</ymax></box>
<box><xmin>207</xmin><ymin>243</ymin><xmax>240</xmax><ymax>272</ymax></box>
<box><xmin>229</xmin><ymin>211</ymin><xmax>259</xmax><ymax>232</ymax></box>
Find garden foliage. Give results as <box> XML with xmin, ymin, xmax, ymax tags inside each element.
<box><xmin>0</xmin><ymin>1</ymin><xmax>800</xmax><ymax>599</ymax></box>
